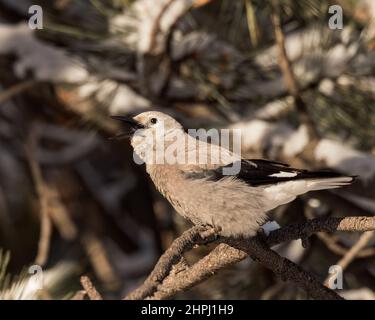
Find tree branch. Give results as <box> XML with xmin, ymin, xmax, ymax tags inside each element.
<box><xmin>265</xmin><ymin>216</ymin><xmax>375</xmax><ymax>246</ymax></box>
<box><xmin>228</xmin><ymin>237</ymin><xmax>343</xmax><ymax>300</ymax></box>
<box><xmin>125</xmin><ymin>225</ymin><xmax>210</xmax><ymax>300</ymax></box>
<box><xmin>270</xmin><ymin>0</ymin><xmax>319</xmax><ymax>140</ymax></box>
<box><xmin>149</xmin><ymin>243</ymin><xmax>247</xmax><ymax>300</ymax></box>
<box><xmin>125</xmin><ymin>216</ymin><xmax>375</xmax><ymax>300</ymax></box>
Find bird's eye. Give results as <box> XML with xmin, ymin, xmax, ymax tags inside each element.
<box><xmin>150</xmin><ymin>118</ymin><xmax>158</xmax><ymax>125</ymax></box>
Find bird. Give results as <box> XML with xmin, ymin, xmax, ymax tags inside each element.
<box><xmin>111</xmin><ymin>111</ymin><xmax>355</xmax><ymax>238</ymax></box>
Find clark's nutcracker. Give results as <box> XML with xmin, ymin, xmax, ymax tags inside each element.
<box><xmin>111</xmin><ymin>111</ymin><xmax>355</xmax><ymax>238</ymax></box>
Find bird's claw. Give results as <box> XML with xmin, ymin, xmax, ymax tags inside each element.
<box><xmin>198</xmin><ymin>225</ymin><xmax>221</xmax><ymax>244</ymax></box>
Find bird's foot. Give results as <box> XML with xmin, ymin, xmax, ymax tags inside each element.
<box><xmin>198</xmin><ymin>225</ymin><xmax>221</xmax><ymax>245</ymax></box>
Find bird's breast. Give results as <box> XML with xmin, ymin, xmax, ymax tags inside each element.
<box><xmin>146</xmin><ymin>164</ymin><xmax>201</xmax><ymax>222</ymax></box>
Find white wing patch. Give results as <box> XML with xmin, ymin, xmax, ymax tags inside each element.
<box><xmin>269</xmin><ymin>171</ymin><xmax>298</xmax><ymax>178</ymax></box>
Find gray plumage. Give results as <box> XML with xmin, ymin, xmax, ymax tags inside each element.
<box><xmin>112</xmin><ymin>111</ymin><xmax>355</xmax><ymax>238</ymax></box>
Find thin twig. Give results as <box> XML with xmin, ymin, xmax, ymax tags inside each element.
<box><xmin>147</xmin><ymin>0</ymin><xmax>175</xmax><ymax>54</ymax></box>
<box><xmin>270</xmin><ymin>0</ymin><xmax>319</xmax><ymax>139</ymax></box>
<box><xmin>192</xmin><ymin>0</ymin><xmax>213</xmax><ymax>8</ymax></box>
<box><xmin>244</xmin><ymin>0</ymin><xmax>259</xmax><ymax>47</ymax></box>
<box><xmin>81</xmin><ymin>232</ymin><xmax>119</xmax><ymax>290</ymax></box>
<box><xmin>0</xmin><ymin>80</ymin><xmax>37</xmax><ymax>105</ymax></box>
<box><xmin>260</xmin><ymin>281</ymin><xmax>285</xmax><ymax>300</ymax></box>
<box><xmin>80</xmin><ymin>276</ymin><xmax>103</xmax><ymax>300</ymax></box>
<box><xmin>305</xmin><ymin>209</ymin><xmax>375</xmax><ymax>258</ymax></box>
<box><xmin>26</xmin><ymin>132</ymin><xmax>52</xmax><ymax>267</ymax></box>
<box><xmin>47</xmin><ymin>185</ymin><xmax>77</xmax><ymax>241</ymax></box>
<box><xmin>316</xmin><ymin>232</ymin><xmax>375</xmax><ymax>258</ymax></box>
<box><xmin>336</xmin><ymin>231</ymin><xmax>375</xmax><ymax>269</ymax></box>
<box><xmin>324</xmin><ymin>230</ymin><xmax>375</xmax><ymax>286</ymax></box>
<box><xmin>70</xmin><ymin>290</ymin><xmax>87</xmax><ymax>300</ymax></box>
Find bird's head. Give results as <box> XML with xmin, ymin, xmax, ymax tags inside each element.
<box><xmin>111</xmin><ymin>111</ymin><xmax>184</xmax><ymax>163</ymax></box>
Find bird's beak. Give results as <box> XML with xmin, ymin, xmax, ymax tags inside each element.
<box><xmin>110</xmin><ymin>115</ymin><xmax>145</xmax><ymax>140</ymax></box>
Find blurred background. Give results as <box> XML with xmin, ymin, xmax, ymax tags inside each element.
<box><xmin>0</xmin><ymin>0</ymin><xmax>374</xmax><ymax>300</ymax></box>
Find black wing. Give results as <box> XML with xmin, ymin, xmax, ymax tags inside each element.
<box><xmin>193</xmin><ymin>159</ymin><xmax>351</xmax><ymax>187</ymax></box>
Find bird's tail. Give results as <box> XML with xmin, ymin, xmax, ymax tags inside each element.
<box><xmin>308</xmin><ymin>176</ymin><xmax>356</xmax><ymax>191</ymax></box>
<box><xmin>263</xmin><ymin>173</ymin><xmax>356</xmax><ymax>212</ymax></box>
